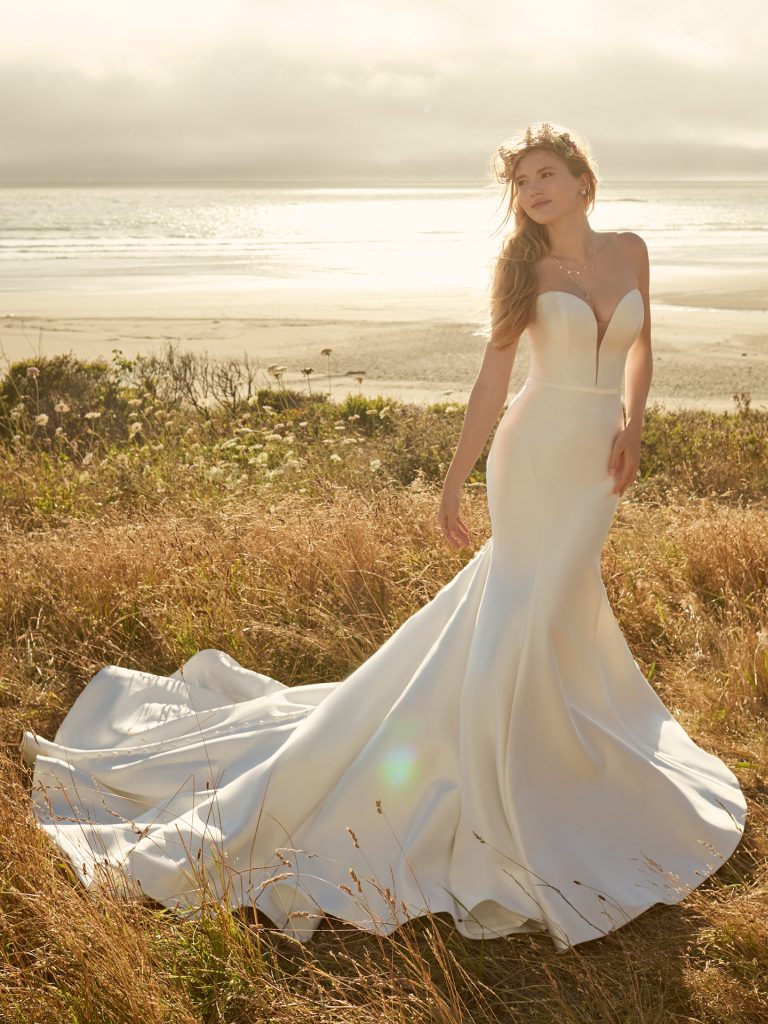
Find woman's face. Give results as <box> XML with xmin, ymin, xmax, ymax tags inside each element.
<box><xmin>513</xmin><ymin>149</ymin><xmax>585</xmax><ymax>222</ymax></box>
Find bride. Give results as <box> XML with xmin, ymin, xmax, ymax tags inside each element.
<box><xmin>21</xmin><ymin>121</ymin><xmax>747</xmax><ymax>954</ymax></box>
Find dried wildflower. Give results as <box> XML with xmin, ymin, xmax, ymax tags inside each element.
<box><xmin>257</xmin><ymin>871</ymin><xmax>296</xmax><ymax>890</ymax></box>
<box><xmin>369</xmin><ymin>458</ymin><xmax>381</xmax><ymax>472</ymax></box>
<box><xmin>346</xmin><ymin>826</ymin><xmax>360</xmax><ymax>848</ymax></box>
<box><xmin>84</xmin><ymin>411</ymin><xmax>101</xmax><ymax>420</ymax></box>
<box><xmin>329</xmin><ymin>453</ymin><xmax>342</xmax><ymax>462</ymax></box>
<box><xmin>26</xmin><ymin>366</ymin><xmax>40</xmax><ymax>379</ymax></box>
<box><xmin>320</xmin><ymin>347</ymin><xmax>333</xmax><ymax>357</ymax></box>
<box><xmin>34</xmin><ymin>413</ymin><xmax>49</xmax><ymax>426</ymax></box>
<box><xmin>349</xmin><ymin>868</ymin><xmax>364</xmax><ymax>894</ymax></box>
<box><xmin>54</xmin><ymin>401</ymin><xmax>70</xmax><ymax>414</ymax></box>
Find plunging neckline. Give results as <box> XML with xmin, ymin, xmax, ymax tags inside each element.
<box><xmin>535</xmin><ymin>288</ymin><xmax>642</xmax><ymax>384</ymax></box>
<box><xmin>536</xmin><ymin>288</ymin><xmax>641</xmax><ymax>332</ymax></box>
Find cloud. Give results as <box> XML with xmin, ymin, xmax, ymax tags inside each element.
<box><xmin>0</xmin><ymin>4</ymin><xmax>766</xmax><ymax>182</ymax></box>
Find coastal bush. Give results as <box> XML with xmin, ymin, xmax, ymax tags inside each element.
<box><xmin>0</xmin><ymin>352</ymin><xmax>131</xmax><ymax>446</ymax></box>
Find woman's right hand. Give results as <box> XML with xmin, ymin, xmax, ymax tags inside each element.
<box><xmin>437</xmin><ymin>486</ymin><xmax>472</xmax><ymax>549</ymax></box>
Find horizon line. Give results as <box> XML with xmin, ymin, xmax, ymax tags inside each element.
<box><xmin>0</xmin><ymin>177</ymin><xmax>766</xmax><ymax>187</ymax></box>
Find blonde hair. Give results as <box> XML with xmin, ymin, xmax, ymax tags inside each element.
<box><xmin>477</xmin><ymin>121</ymin><xmax>599</xmax><ymax>350</ymax></box>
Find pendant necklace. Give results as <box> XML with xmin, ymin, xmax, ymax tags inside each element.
<box><xmin>547</xmin><ymin>232</ymin><xmax>597</xmax><ymax>303</ymax></box>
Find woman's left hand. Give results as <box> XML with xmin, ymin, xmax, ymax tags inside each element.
<box><xmin>608</xmin><ymin>425</ymin><xmax>641</xmax><ymax>497</ymax></box>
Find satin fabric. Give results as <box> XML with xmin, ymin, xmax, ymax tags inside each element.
<box><xmin>21</xmin><ymin>287</ymin><xmax>747</xmax><ymax>951</ymax></box>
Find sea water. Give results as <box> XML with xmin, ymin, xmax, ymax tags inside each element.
<box><xmin>0</xmin><ymin>181</ymin><xmax>766</xmax><ymax>318</ymax></box>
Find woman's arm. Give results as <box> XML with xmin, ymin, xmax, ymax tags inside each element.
<box><xmin>609</xmin><ymin>232</ymin><xmax>653</xmax><ymax>496</ymax></box>
<box><xmin>438</xmin><ymin>337</ymin><xmax>520</xmax><ymax>547</ymax></box>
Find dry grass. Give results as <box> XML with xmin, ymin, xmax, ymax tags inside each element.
<box><xmin>0</xmin><ymin>352</ymin><xmax>766</xmax><ymax>1022</ymax></box>
<box><xmin>1</xmin><ymin>485</ymin><xmax>766</xmax><ymax>1023</ymax></box>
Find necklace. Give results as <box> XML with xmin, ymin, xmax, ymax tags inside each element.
<box><xmin>547</xmin><ymin>232</ymin><xmax>598</xmax><ymax>301</ymax></box>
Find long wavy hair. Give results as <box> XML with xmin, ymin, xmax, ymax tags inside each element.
<box><xmin>478</xmin><ymin>122</ymin><xmax>599</xmax><ymax>351</ymax></box>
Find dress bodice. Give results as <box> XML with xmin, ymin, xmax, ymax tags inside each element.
<box><xmin>524</xmin><ymin>288</ymin><xmax>645</xmax><ymax>389</ymax></box>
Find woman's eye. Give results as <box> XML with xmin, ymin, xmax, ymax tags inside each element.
<box><xmin>518</xmin><ymin>172</ymin><xmax>553</xmax><ymax>185</ymax></box>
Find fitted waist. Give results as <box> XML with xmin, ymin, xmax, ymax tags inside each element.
<box><xmin>524</xmin><ymin>375</ymin><xmax>621</xmax><ymax>395</ymax></box>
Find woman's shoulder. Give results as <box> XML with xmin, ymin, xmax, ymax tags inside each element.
<box><xmin>615</xmin><ymin>230</ymin><xmax>648</xmax><ymax>255</ymax></box>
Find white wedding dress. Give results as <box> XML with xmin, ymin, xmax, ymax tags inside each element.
<box><xmin>21</xmin><ymin>286</ymin><xmax>747</xmax><ymax>953</ymax></box>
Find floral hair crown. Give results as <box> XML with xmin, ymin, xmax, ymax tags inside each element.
<box><xmin>523</xmin><ymin>122</ymin><xmax>580</xmax><ymax>158</ymax></box>
<box><xmin>498</xmin><ymin>122</ymin><xmax>581</xmax><ymax>180</ymax></box>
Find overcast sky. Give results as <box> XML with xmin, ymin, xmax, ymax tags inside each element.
<box><xmin>1</xmin><ymin>0</ymin><xmax>765</xmax><ymax>184</ymax></box>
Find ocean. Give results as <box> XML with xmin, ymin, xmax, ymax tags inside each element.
<box><xmin>1</xmin><ymin>181</ymin><xmax>766</xmax><ymax>319</ymax></box>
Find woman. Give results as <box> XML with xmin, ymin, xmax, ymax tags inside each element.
<box><xmin>21</xmin><ymin>122</ymin><xmax>747</xmax><ymax>954</ymax></box>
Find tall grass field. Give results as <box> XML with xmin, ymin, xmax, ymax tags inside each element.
<box><xmin>1</xmin><ymin>345</ymin><xmax>766</xmax><ymax>1023</ymax></box>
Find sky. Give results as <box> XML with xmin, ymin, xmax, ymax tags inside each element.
<box><xmin>1</xmin><ymin>0</ymin><xmax>765</xmax><ymax>184</ymax></box>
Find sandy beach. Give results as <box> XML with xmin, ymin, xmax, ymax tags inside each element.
<box><xmin>2</xmin><ymin>269</ymin><xmax>767</xmax><ymax>413</ymax></box>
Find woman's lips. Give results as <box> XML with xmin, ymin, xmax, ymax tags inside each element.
<box><xmin>533</xmin><ymin>200</ymin><xmax>550</xmax><ymax>209</ymax></box>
